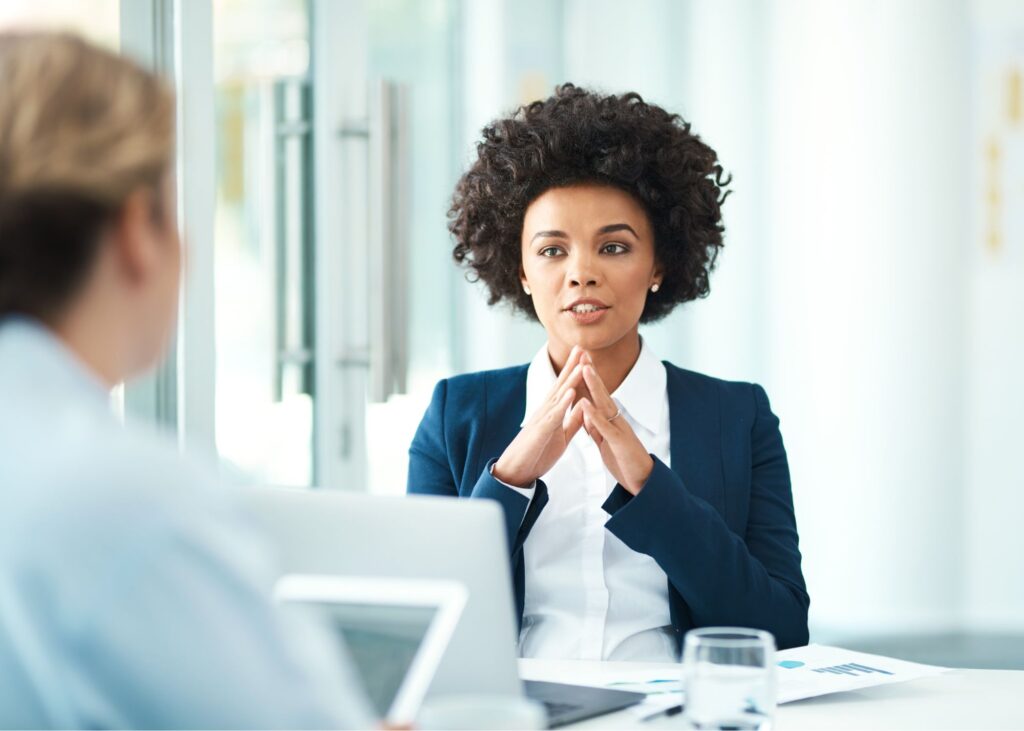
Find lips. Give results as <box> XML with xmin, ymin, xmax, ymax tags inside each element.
<box><xmin>564</xmin><ymin>298</ymin><xmax>609</xmax><ymax>313</ymax></box>
<box><xmin>563</xmin><ymin>298</ymin><xmax>610</xmax><ymax>325</ymax></box>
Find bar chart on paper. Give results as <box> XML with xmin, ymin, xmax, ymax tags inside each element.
<box><xmin>811</xmin><ymin>662</ymin><xmax>894</xmax><ymax>677</ymax></box>
<box><xmin>776</xmin><ymin>645</ymin><xmax>948</xmax><ymax>703</ymax></box>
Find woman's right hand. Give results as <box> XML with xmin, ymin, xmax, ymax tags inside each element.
<box><xmin>492</xmin><ymin>346</ymin><xmax>588</xmax><ymax>488</ymax></box>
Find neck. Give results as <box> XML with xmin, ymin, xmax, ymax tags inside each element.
<box><xmin>548</xmin><ymin>329</ymin><xmax>642</xmax><ymax>395</ymax></box>
<box><xmin>51</xmin><ymin>303</ymin><xmax>128</xmax><ymax>389</ymax></box>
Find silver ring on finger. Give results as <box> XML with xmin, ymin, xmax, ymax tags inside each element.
<box><xmin>607</xmin><ymin>408</ymin><xmax>621</xmax><ymax>423</ymax></box>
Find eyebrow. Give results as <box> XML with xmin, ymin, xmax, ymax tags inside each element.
<box><xmin>530</xmin><ymin>230</ymin><xmax>568</xmax><ymax>244</ymax></box>
<box><xmin>597</xmin><ymin>223</ymin><xmax>639</xmax><ymax>238</ymax></box>
<box><xmin>529</xmin><ymin>223</ymin><xmax>639</xmax><ymax>244</ymax></box>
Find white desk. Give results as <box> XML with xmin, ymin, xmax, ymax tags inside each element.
<box><xmin>519</xmin><ymin>659</ymin><xmax>1024</xmax><ymax>730</ymax></box>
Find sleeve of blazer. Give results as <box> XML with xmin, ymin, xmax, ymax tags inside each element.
<box><xmin>602</xmin><ymin>384</ymin><xmax>809</xmax><ymax>649</ymax></box>
<box><xmin>407</xmin><ymin>378</ymin><xmax>548</xmax><ymax>556</ymax></box>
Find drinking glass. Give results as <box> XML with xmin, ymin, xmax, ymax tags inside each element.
<box><xmin>681</xmin><ymin>627</ymin><xmax>776</xmax><ymax>730</ymax></box>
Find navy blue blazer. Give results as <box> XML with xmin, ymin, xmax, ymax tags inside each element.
<box><xmin>407</xmin><ymin>362</ymin><xmax>810</xmax><ymax>650</ymax></box>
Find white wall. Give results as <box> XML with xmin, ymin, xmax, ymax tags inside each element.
<box><xmin>764</xmin><ymin>0</ymin><xmax>969</xmax><ymax>635</ymax></box>
<box><xmin>665</xmin><ymin>0</ymin><xmax>768</xmax><ymax>383</ymax></box>
<box><xmin>964</xmin><ymin>0</ymin><xmax>1024</xmax><ymax>633</ymax></box>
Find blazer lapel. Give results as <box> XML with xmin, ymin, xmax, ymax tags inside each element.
<box><xmin>471</xmin><ymin>366</ymin><xmax>528</xmax><ymax>485</ymax></box>
<box><xmin>665</xmin><ymin>363</ymin><xmax>727</xmax><ymax>518</ymax></box>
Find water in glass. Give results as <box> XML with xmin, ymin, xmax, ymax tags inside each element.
<box><xmin>681</xmin><ymin>628</ymin><xmax>776</xmax><ymax>731</ymax></box>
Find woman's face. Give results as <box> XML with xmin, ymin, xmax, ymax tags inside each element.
<box><xmin>520</xmin><ymin>183</ymin><xmax>661</xmax><ymax>356</ymax></box>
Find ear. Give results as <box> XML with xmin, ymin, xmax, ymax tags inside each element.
<box><xmin>109</xmin><ymin>188</ymin><xmax>159</xmax><ymax>285</ymax></box>
<box><xmin>651</xmin><ymin>260</ymin><xmax>664</xmax><ymax>289</ymax></box>
<box><xmin>520</xmin><ymin>266</ymin><xmax>531</xmax><ymax>296</ymax></box>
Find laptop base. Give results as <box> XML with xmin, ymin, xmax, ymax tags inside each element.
<box><xmin>524</xmin><ymin>679</ymin><xmax>646</xmax><ymax>728</ymax></box>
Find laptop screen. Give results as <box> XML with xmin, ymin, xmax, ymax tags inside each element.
<box><xmin>313</xmin><ymin>601</ymin><xmax>439</xmax><ymax>717</ymax></box>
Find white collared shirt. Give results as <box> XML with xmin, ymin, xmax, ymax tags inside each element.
<box><xmin>510</xmin><ymin>340</ymin><xmax>677</xmax><ymax>662</ymax></box>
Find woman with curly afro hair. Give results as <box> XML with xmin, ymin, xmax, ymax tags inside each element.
<box><xmin>409</xmin><ymin>85</ymin><xmax>808</xmax><ymax>659</ymax></box>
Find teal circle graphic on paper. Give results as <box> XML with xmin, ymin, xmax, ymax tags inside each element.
<box><xmin>778</xmin><ymin>660</ymin><xmax>805</xmax><ymax>669</ymax></box>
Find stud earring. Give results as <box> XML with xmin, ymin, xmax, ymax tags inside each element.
<box><xmin>650</xmin><ymin>283</ymin><xmax>660</xmax><ymax>293</ymax></box>
<box><xmin>523</xmin><ymin>284</ymin><xmax>532</xmax><ymax>295</ymax></box>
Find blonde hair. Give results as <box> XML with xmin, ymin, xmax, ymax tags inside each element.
<box><xmin>0</xmin><ymin>31</ymin><xmax>174</xmax><ymax>319</ymax></box>
<box><xmin>0</xmin><ymin>31</ymin><xmax>174</xmax><ymax>203</ymax></box>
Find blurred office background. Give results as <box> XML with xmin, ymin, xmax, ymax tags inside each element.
<box><xmin>2</xmin><ymin>0</ymin><xmax>1021</xmax><ymax>668</ymax></box>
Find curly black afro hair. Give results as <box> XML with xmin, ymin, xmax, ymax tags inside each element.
<box><xmin>449</xmin><ymin>83</ymin><xmax>731</xmax><ymax>323</ymax></box>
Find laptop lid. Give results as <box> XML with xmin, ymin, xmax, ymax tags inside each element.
<box><xmin>237</xmin><ymin>488</ymin><xmax>523</xmax><ymax>700</ymax></box>
<box><xmin>275</xmin><ymin>575</ymin><xmax>467</xmax><ymax>725</ymax></box>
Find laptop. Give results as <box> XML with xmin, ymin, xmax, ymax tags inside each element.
<box><xmin>238</xmin><ymin>488</ymin><xmax>645</xmax><ymax>727</ymax></box>
<box><xmin>274</xmin><ymin>575</ymin><xmax>466</xmax><ymax>726</ymax></box>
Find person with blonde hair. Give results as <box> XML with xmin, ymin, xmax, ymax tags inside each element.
<box><xmin>0</xmin><ymin>32</ymin><xmax>372</xmax><ymax>728</ymax></box>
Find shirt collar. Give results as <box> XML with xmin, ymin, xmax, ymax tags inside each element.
<box><xmin>522</xmin><ymin>338</ymin><xmax>667</xmax><ymax>434</ymax></box>
<box><xmin>522</xmin><ymin>346</ymin><xmax>558</xmax><ymax>427</ymax></box>
<box><xmin>610</xmin><ymin>338</ymin><xmax>667</xmax><ymax>434</ymax></box>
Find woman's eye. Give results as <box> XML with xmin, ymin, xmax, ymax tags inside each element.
<box><xmin>539</xmin><ymin>246</ymin><xmax>564</xmax><ymax>257</ymax></box>
<box><xmin>602</xmin><ymin>242</ymin><xmax>629</xmax><ymax>254</ymax></box>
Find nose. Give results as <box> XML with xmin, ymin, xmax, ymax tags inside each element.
<box><xmin>567</xmin><ymin>248</ymin><xmax>599</xmax><ymax>288</ymax></box>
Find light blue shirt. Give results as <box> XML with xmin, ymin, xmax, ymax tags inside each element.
<box><xmin>0</xmin><ymin>318</ymin><xmax>373</xmax><ymax>729</ymax></box>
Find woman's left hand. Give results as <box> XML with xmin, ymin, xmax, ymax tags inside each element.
<box><xmin>579</xmin><ymin>356</ymin><xmax>654</xmax><ymax>495</ymax></box>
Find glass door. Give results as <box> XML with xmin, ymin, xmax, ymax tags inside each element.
<box><xmin>208</xmin><ymin>0</ymin><xmax>461</xmax><ymax>490</ymax></box>
<box><xmin>212</xmin><ymin>0</ymin><xmax>315</xmax><ymax>485</ymax></box>
<box><xmin>311</xmin><ymin>0</ymin><xmax>462</xmax><ymax>493</ymax></box>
